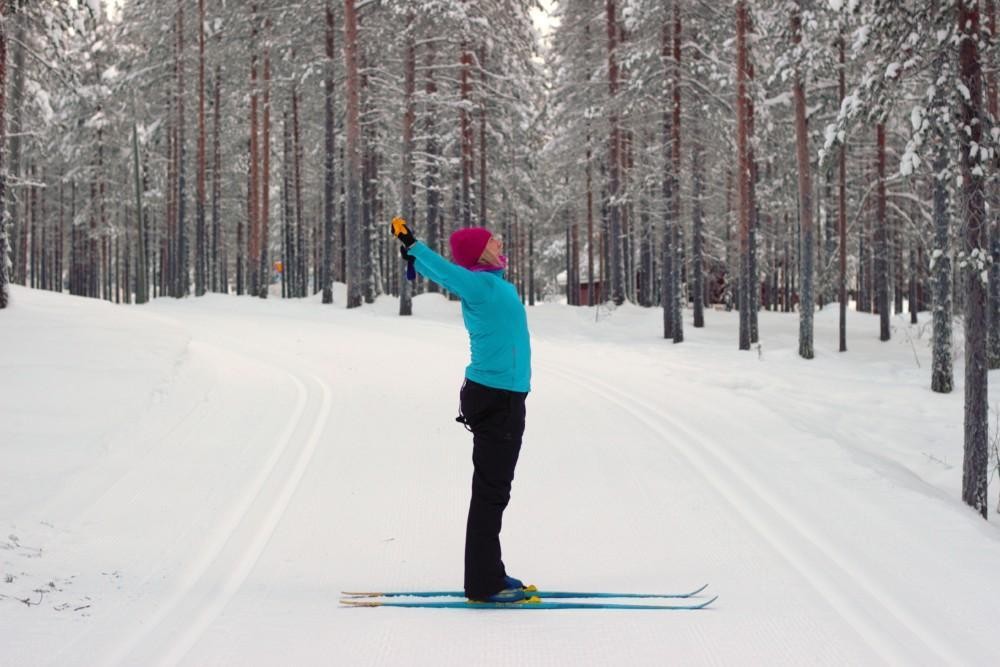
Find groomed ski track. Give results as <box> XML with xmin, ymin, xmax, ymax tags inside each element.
<box><xmin>540</xmin><ymin>362</ymin><xmax>960</xmax><ymax>664</ymax></box>
<box><xmin>4</xmin><ymin>287</ymin><xmax>999</xmax><ymax>666</ymax></box>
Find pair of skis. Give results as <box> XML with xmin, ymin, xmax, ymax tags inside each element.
<box><xmin>340</xmin><ymin>583</ymin><xmax>716</xmax><ymax>610</ymax></box>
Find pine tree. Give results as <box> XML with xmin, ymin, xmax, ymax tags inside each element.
<box><xmin>606</xmin><ymin>0</ymin><xmax>625</xmax><ymax>306</ymax></box>
<box><xmin>736</xmin><ymin>0</ymin><xmax>752</xmax><ymax>351</ymax></box>
<box><xmin>792</xmin><ymin>0</ymin><xmax>815</xmax><ymax>359</ymax></box>
<box><xmin>344</xmin><ymin>0</ymin><xmax>363</xmax><ymax>309</ymax></box>
<box><xmin>322</xmin><ymin>0</ymin><xmax>336</xmax><ymax>304</ymax></box>
<box><xmin>957</xmin><ymin>0</ymin><xmax>989</xmax><ymax>518</ymax></box>
<box><xmin>195</xmin><ymin>0</ymin><xmax>206</xmax><ymax>297</ymax></box>
<box><xmin>175</xmin><ymin>0</ymin><xmax>188</xmax><ymax>298</ymax></box>
<box><xmin>398</xmin><ymin>12</ymin><xmax>416</xmax><ymax>316</ymax></box>
<box><xmin>0</xmin><ymin>0</ymin><xmax>8</xmax><ymax>310</ymax></box>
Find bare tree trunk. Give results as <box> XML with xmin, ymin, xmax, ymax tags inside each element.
<box><xmin>671</xmin><ymin>1</ymin><xmax>683</xmax><ymax>341</ymax></box>
<box><xmin>259</xmin><ymin>30</ymin><xmax>271</xmax><ymax>299</ymax></box>
<box><xmin>460</xmin><ymin>19</ymin><xmax>473</xmax><ymax>229</ymax></box>
<box><xmin>0</xmin><ymin>4</ymin><xmax>9</xmax><ymax>309</ymax></box>
<box><xmin>132</xmin><ymin>120</ymin><xmax>147</xmax><ymax>303</ymax></box>
<box><xmin>237</xmin><ymin>138</ymin><xmax>247</xmax><ymax>296</ymax></box>
<box><xmin>292</xmin><ymin>83</ymin><xmax>304</xmax><ymax>298</ymax></box>
<box><xmin>360</xmin><ymin>47</ymin><xmax>376</xmax><ymax>304</ymax></box>
<box><xmin>344</xmin><ymin>0</ymin><xmax>363</xmax><ymax>308</ymax></box>
<box><xmin>5</xmin><ymin>1</ymin><xmax>24</xmax><ymax>293</ymax></box>
<box><xmin>571</xmin><ymin>195</ymin><xmax>582</xmax><ymax>305</ymax></box>
<box><xmin>282</xmin><ymin>106</ymin><xmax>291</xmax><ymax>299</ymax></box>
<box><xmin>622</xmin><ymin>128</ymin><xmax>633</xmax><ymax>303</ymax></box>
<box><xmin>958</xmin><ymin>0</ymin><xmax>989</xmax><ymax>518</ymax></box>
<box><xmin>399</xmin><ymin>13</ymin><xmax>416</xmax><ymax>316</ymax></box>
<box><xmin>661</xmin><ymin>17</ymin><xmax>674</xmax><ymax>334</ymax></box>
<box><xmin>101</xmin><ymin>160</ymin><xmax>110</xmax><ymax>301</ymax></box>
<box><xmin>29</xmin><ymin>165</ymin><xmax>36</xmax><ymax>289</ymax></box>
<box><xmin>195</xmin><ymin>0</ymin><xmax>206</xmax><ymax>296</ymax></box>
<box><xmin>165</xmin><ymin>108</ymin><xmax>174</xmax><ymax>297</ymax></box>
<box><xmin>838</xmin><ymin>32</ymin><xmax>848</xmax><ymax>352</ymax></box>
<box><xmin>792</xmin><ymin>1</ymin><xmax>814</xmax><ymax>359</ymax></box>
<box><xmin>92</xmin><ymin>138</ymin><xmax>102</xmax><ymax>299</ymax></box>
<box><xmin>691</xmin><ymin>108</ymin><xmax>705</xmax><ymax>328</ymax></box>
<box><xmin>606</xmin><ymin>0</ymin><xmax>624</xmax><ymax>306</ymax></box>
<box><xmin>248</xmin><ymin>4</ymin><xmax>260</xmax><ymax>297</ymax></box>
<box><xmin>212</xmin><ymin>55</ymin><xmax>223</xmax><ymax>293</ymax></box>
<box><xmin>876</xmin><ymin>122</ymin><xmax>890</xmax><ymax>340</ymax></box>
<box><xmin>747</xmin><ymin>40</ymin><xmax>759</xmax><ymax>343</ymax></box>
<box><xmin>586</xmin><ymin>139</ymin><xmax>595</xmax><ymax>306</ymax></box>
<box><xmin>930</xmin><ymin>62</ymin><xmax>953</xmax><ymax>393</ymax></box>
<box><xmin>529</xmin><ymin>219</ymin><xmax>535</xmax><ymax>305</ymax></box>
<box><xmin>987</xmin><ymin>0</ymin><xmax>1000</xmax><ymax>367</ymax></box>
<box><xmin>861</xmin><ymin>160</ymin><xmax>872</xmax><ymax>312</ymax></box>
<box><xmin>736</xmin><ymin>0</ymin><xmax>751</xmax><ymax>350</ymax></box>
<box><xmin>176</xmin><ymin>0</ymin><xmax>188</xmax><ymax>297</ymax></box>
<box><xmin>322</xmin><ymin>1</ymin><xmax>336</xmax><ymax>303</ymax></box>
<box><xmin>57</xmin><ymin>180</ymin><xmax>64</xmax><ymax>293</ymax></box>
<box><xmin>479</xmin><ymin>46</ymin><xmax>488</xmax><ymax>228</ymax></box>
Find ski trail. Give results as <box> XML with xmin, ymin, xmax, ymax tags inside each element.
<box><xmin>98</xmin><ymin>360</ymin><xmax>332</xmax><ymax>667</ymax></box>
<box><xmin>541</xmin><ymin>361</ymin><xmax>963</xmax><ymax>665</ymax></box>
<box><xmin>159</xmin><ymin>372</ymin><xmax>334</xmax><ymax>666</ymax></box>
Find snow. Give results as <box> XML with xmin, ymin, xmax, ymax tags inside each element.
<box><xmin>958</xmin><ymin>82</ymin><xmax>971</xmax><ymax>103</ymax></box>
<box><xmin>763</xmin><ymin>91</ymin><xmax>791</xmax><ymax>110</ymax></box>
<box><xmin>25</xmin><ymin>80</ymin><xmax>56</xmax><ymax>125</ymax></box>
<box><xmin>2</xmin><ymin>285</ymin><xmax>1000</xmax><ymax>665</ymax></box>
<box><xmin>899</xmin><ymin>146</ymin><xmax>920</xmax><ymax>176</ymax></box>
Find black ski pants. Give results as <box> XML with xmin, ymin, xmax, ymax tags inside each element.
<box><xmin>459</xmin><ymin>379</ymin><xmax>527</xmax><ymax>600</ymax></box>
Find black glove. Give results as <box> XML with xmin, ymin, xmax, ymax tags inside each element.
<box><xmin>400</xmin><ymin>245</ymin><xmax>416</xmax><ymax>281</ymax></box>
<box><xmin>391</xmin><ymin>217</ymin><xmax>417</xmax><ymax>247</ymax></box>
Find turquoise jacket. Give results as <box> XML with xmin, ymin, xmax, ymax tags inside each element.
<box><xmin>408</xmin><ymin>241</ymin><xmax>531</xmax><ymax>393</ymax></box>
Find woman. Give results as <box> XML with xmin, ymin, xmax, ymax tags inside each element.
<box><xmin>391</xmin><ymin>218</ymin><xmax>531</xmax><ymax>603</ymax></box>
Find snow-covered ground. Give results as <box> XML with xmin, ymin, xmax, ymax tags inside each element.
<box><xmin>2</xmin><ymin>283</ymin><xmax>999</xmax><ymax>666</ymax></box>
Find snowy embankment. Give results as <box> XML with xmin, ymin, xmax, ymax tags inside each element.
<box><xmin>2</xmin><ymin>284</ymin><xmax>999</xmax><ymax>666</ymax></box>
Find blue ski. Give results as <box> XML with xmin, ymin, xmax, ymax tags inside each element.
<box><xmin>340</xmin><ymin>595</ymin><xmax>717</xmax><ymax>611</ymax></box>
<box><xmin>341</xmin><ymin>583</ymin><xmax>708</xmax><ymax>600</ymax></box>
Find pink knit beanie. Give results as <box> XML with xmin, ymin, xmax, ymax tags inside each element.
<box><xmin>449</xmin><ymin>227</ymin><xmax>493</xmax><ymax>269</ymax></box>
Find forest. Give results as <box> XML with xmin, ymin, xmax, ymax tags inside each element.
<box><xmin>0</xmin><ymin>0</ymin><xmax>996</xmax><ymax>518</ymax></box>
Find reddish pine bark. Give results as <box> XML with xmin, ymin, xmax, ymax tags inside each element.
<box><xmin>736</xmin><ymin>1</ymin><xmax>750</xmax><ymax>350</ymax></box>
<box><xmin>399</xmin><ymin>13</ymin><xmax>416</xmax><ymax>315</ymax></box>
<box><xmin>292</xmin><ymin>85</ymin><xmax>304</xmax><ymax>298</ymax></box>
<box><xmin>196</xmin><ymin>0</ymin><xmax>206</xmax><ymax>296</ymax></box>
<box><xmin>671</xmin><ymin>1</ymin><xmax>683</xmax><ymax>341</ymax></box>
<box><xmin>606</xmin><ymin>0</ymin><xmax>624</xmax><ymax>305</ymax></box>
<box><xmin>212</xmin><ymin>50</ymin><xmax>223</xmax><ymax>292</ymax></box>
<box><xmin>459</xmin><ymin>19</ymin><xmax>473</xmax><ymax>229</ymax></box>
<box><xmin>175</xmin><ymin>0</ymin><xmax>187</xmax><ymax>297</ymax></box>
<box><xmin>259</xmin><ymin>28</ymin><xmax>271</xmax><ymax>299</ymax></box>
<box><xmin>479</xmin><ymin>47</ymin><xmax>488</xmax><ymax>227</ymax></box>
<box><xmin>322</xmin><ymin>0</ymin><xmax>335</xmax><ymax>303</ymax></box>
<box><xmin>344</xmin><ymin>0</ymin><xmax>363</xmax><ymax>308</ymax></box>
<box><xmin>875</xmin><ymin>122</ymin><xmax>889</xmax><ymax>340</ymax></box>
<box><xmin>248</xmin><ymin>4</ymin><xmax>260</xmax><ymax>296</ymax></box>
